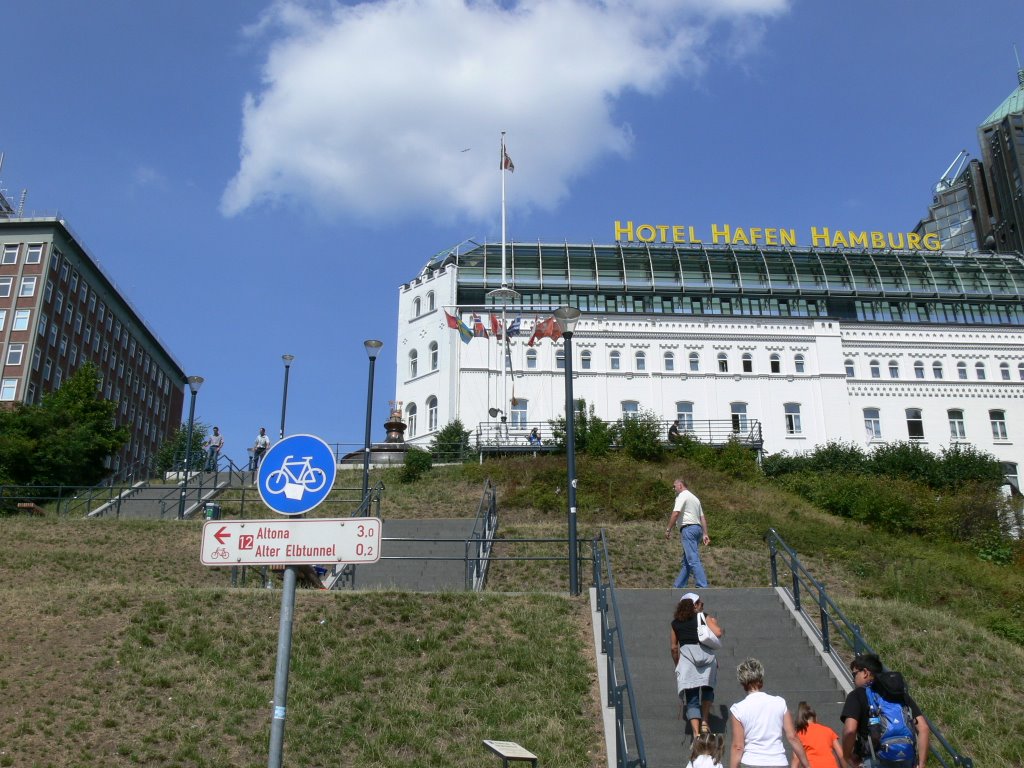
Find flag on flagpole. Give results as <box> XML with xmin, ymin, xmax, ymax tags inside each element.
<box><xmin>444</xmin><ymin>310</ymin><xmax>460</xmax><ymax>329</ymax></box>
<box><xmin>457</xmin><ymin>316</ymin><xmax>473</xmax><ymax>344</ymax></box>
<box><xmin>490</xmin><ymin>313</ymin><xmax>501</xmax><ymax>339</ymax></box>
<box><xmin>527</xmin><ymin>316</ymin><xmax>562</xmax><ymax>347</ymax></box>
<box><xmin>506</xmin><ymin>316</ymin><xmax>521</xmax><ymax>337</ymax></box>
<box><xmin>472</xmin><ymin>313</ymin><xmax>489</xmax><ymax>338</ymax></box>
<box><xmin>501</xmin><ymin>145</ymin><xmax>515</xmax><ymax>173</ymax></box>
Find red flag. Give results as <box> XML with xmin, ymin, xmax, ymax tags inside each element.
<box><xmin>444</xmin><ymin>310</ymin><xmax>460</xmax><ymax>329</ymax></box>
<box><xmin>490</xmin><ymin>313</ymin><xmax>501</xmax><ymax>339</ymax></box>
<box><xmin>527</xmin><ymin>316</ymin><xmax>562</xmax><ymax>347</ymax></box>
<box><xmin>472</xmin><ymin>312</ymin><xmax>489</xmax><ymax>338</ymax></box>
<box><xmin>501</xmin><ymin>146</ymin><xmax>515</xmax><ymax>173</ymax></box>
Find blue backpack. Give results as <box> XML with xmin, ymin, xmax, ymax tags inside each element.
<box><xmin>865</xmin><ymin>673</ymin><xmax>917</xmax><ymax>763</ymax></box>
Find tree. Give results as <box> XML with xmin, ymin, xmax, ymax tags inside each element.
<box><xmin>154</xmin><ymin>421</ymin><xmax>210</xmax><ymax>474</ymax></box>
<box><xmin>0</xmin><ymin>363</ymin><xmax>129</xmax><ymax>489</ymax></box>
<box><xmin>429</xmin><ymin>419</ymin><xmax>471</xmax><ymax>462</ymax></box>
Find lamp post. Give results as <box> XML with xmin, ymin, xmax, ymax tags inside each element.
<box><xmin>178</xmin><ymin>375</ymin><xmax>204</xmax><ymax>520</ymax></box>
<box><xmin>362</xmin><ymin>340</ymin><xmax>383</xmax><ymax>502</ymax></box>
<box><xmin>554</xmin><ymin>306</ymin><xmax>582</xmax><ymax>595</ymax></box>
<box><xmin>279</xmin><ymin>354</ymin><xmax>294</xmax><ymax>440</ymax></box>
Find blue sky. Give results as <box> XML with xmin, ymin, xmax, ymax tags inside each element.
<box><xmin>2</xmin><ymin>0</ymin><xmax>1023</xmax><ymax>462</ymax></box>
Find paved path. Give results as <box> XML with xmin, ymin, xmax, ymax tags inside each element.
<box><xmin>615</xmin><ymin>588</ymin><xmax>847</xmax><ymax>768</ymax></box>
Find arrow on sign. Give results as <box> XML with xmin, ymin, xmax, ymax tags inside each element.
<box><xmin>214</xmin><ymin>526</ymin><xmax>231</xmax><ymax>545</ymax></box>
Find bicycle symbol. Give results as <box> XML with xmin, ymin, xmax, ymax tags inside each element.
<box><xmin>264</xmin><ymin>455</ymin><xmax>328</xmax><ymax>500</ymax></box>
<box><xmin>210</xmin><ymin>547</ymin><xmax>230</xmax><ymax>560</ymax></box>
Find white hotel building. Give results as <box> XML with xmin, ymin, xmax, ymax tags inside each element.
<box><xmin>395</xmin><ymin>240</ymin><xmax>1024</xmax><ymax>484</ymax></box>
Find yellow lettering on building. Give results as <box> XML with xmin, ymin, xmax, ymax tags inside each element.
<box><xmin>672</xmin><ymin>225</ymin><xmax>687</xmax><ymax>243</ymax></box>
<box><xmin>732</xmin><ymin>227</ymin><xmax>750</xmax><ymax>245</ymax></box>
<box><xmin>780</xmin><ymin>229</ymin><xmax>797</xmax><ymax>246</ymax></box>
<box><xmin>711</xmin><ymin>224</ymin><xmax>731</xmax><ymax>244</ymax></box>
<box><xmin>614</xmin><ymin>220</ymin><xmax>634</xmax><ymax>241</ymax></box>
<box><xmin>810</xmin><ymin>227</ymin><xmax>831</xmax><ymax>247</ymax></box>
<box><xmin>636</xmin><ymin>224</ymin><xmax>656</xmax><ymax>242</ymax></box>
<box><xmin>922</xmin><ymin>233</ymin><xmax>941</xmax><ymax>251</ymax></box>
<box><xmin>848</xmin><ymin>232</ymin><xmax>868</xmax><ymax>248</ymax></box>
<box><xmin>906</xmin><ymin>233</ymin><xmax>922</xmax><ymax>250</ymax></box>
<box><xmin>871</xmin><ymin>231</ymin><xmax>886</xmax><ymax>248</ymax></box>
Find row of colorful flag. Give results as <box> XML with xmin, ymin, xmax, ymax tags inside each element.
<box><xmin>443</xmin><ymin>311</ymin><xmax>562</xmax><ymax>346</ymax></box>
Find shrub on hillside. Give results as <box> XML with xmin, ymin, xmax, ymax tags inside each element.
<box><xmin>868</xmin><ymin>441</ymin><xmax>941</xmax><ymax>487</ymax></box>
<box><xmin>937</xmin><ymin>443</ymin><xmax>1005</xmax><ymax>491</ymax></box>
<box><xmin>776</xmin><ymin>471</ymin><xmax>931</xmax><ymax>533</ymax></box>
<box><xmin>430</xmin><ymin>420</ymin><xmax>471</xmax><ymax>463</ymax></box>
<box><xmin>713</xmin><ymin>438</ymin><xmax>760</xmax><ymax>480</ymax></box>
<box><xmin>400</xmin><ymin>447</ymin><xmax>433</xmax><ymax>483</ymax></box>
<box><xmin>548</xmin><ymin>399</ymin><xmax>618</xmax><ymax>456</ymax></box>
<box><xmin>618</xmin><ymin>409</ymin><xmax>664</xmax><ymax>462</ymax></box>
<box><xmin>672</xmin><ymin>433</ymin><xmax>719</xmax><ymax>465</ymax></box>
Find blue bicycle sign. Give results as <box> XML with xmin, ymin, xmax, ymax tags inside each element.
<box><xmin>257</xmin><ymin>434</ymin><xmax>337</xmax><ymax>515</ymax></box>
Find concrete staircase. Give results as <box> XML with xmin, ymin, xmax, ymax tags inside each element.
<box><xmin>616</xmin><ymin>587</ymin><xmax>847</xmax><ymax>768</ymax></box>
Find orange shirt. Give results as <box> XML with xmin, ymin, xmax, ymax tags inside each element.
<box><xmin>798</xmin><ymin>721</ymin><xmax>839</xmax><ymax>768</ymax></box>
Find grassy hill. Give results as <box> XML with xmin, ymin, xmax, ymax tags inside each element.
<box><xmin>1</xmin><ymin>454</ymin><xmax>1022</xmax><ymax>766</ymax></box>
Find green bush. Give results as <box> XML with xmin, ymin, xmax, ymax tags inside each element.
<box><xmin>617</xmin><ymin>408</ymin><xmax>664</xmax><ymax>462</ymax></box>
<box><xmin>430</xmin><ymin>419</ymin><xmax>471</xmax><ymax>463</ymax></box>
<box><xmin>868</xmin><ymin>441</ymin><xmax>941</xmax><ymax>487</ymax></box>
<box><xmin>937</xmin><ymin>443</ymin><xmax>1004</xmax><ymax>491</ymax></box>
<box><xmin>713</xmin><ymin>438</ymin><xmax>760</xmax><ymax>480</ymax></box>
<box><xmin>548</xmin><ymin>399</ymin><xmax>618</xmax><ymax>456</ymax></box>
<box><xmin>400</xmin><ymin>447</ymin><xmax>433</xmax><ymax>483</ymax></box>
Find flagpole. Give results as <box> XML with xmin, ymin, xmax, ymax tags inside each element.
<box><xmin>501</xmin><ymin>131</ymin><xmax>507</xmax><ymax>290</ymax></box>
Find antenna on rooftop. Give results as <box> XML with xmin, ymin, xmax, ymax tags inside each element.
<box><xmin>17</xmin><ymin>189</ymin><xmax>27</xmax><ymax>217</ymax></box>
<box><xmin>935</xmin><ymin>150</ymin><xmax>970</xmax><ymax>192</ymax></box>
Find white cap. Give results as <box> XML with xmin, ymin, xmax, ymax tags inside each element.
<box><xmin>680</xmin><ymin>592</ymin><xmax>700</xmax><ymax>604</ymax></box>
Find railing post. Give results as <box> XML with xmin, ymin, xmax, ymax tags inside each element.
<box><xmin>768</xmin><ymin>537</ymin><xmax>779</xmax><ymax>587</ymax></box>
<box><xmin>790</xmin><ymin>551</ymin><xmax>801</xmax><ymax>612</ymax></box>
<box><xmin>818</xmin><ymin>584</ymin><xmax>830</xmax><ymax>654</ymax></box>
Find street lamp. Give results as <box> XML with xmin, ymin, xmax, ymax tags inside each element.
<box><xmin>280</xmin><ymin>354</ymin><xmax>294</xmax><ymax>440</ymax></box>
<box><xmin>178</xmin><ymin>375</ymin><xmax>204</xmax><ymax>520</ymax></box>
<box><xmin>362</xmin><ymin>340</ymin><xmax>383</xmax><ymax>503</ymax></box>
<box><xmin>554</xmin><ymin>306</ymin><xmax>582</xmax><ymax>595</ymax></box>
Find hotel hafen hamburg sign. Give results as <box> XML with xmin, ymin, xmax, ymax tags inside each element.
<box><xmin>614</xmin><ymin>221</ymin><xmax>943</xmax><ymax>251</ymax></box>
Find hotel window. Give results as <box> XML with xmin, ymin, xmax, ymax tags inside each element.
<box><xmin>556</xmin><ymin>349</ymin><xmax>565</xmax><ymax>370</ymax></box>
<box><xmin>79</xmin><ymin>280</ymin><xmax>88</xmax><ymax>301</ymax></box>
<box><xmin>621</xmin><ymin>400</ymin><xmax>640</xmax><ymax>418</ymax></box>
<box><xmin>1019</xmin><ymin>362</ymin><xmax>1024</xmax><ymax>381</ymax></box>
<box><xmin>70</xmin><ymin>344</ymin><xmax>78</xmax><ymax>366</ymax></box>
<box><xmin>1001</xmin><ymin>362</ymin><xmax>1011</xmax><ymax>380</ymax></box>
<box><xmin>427</xmin><ymin>396</ymin><xmax>438</xmax><ymax>432</ymax></box>
<box><xmin>88</xmin><ymin>293</ymin><xmax>96</xmax><ymax>313</ymax></box>
<box><xmin>581</xmin><ymin>350</ymin><xmax>592</xmax><ymax>370</ymax></box>
<box><xmin>98</xmin><ymin>303</ymin><xmax>105</xmax><ymax>323</ymax></box>
<box><xmin>60</xmin><ymin>335</ymin><xmax>68</xmax><ymax>357</ymax></box>
<box><xmin>74</xmin><ymin>313</ymin><xmax>83</xmax><ymax>333</ymax></box>
<box><xmin>526</xmin><ymin>349</ymin><xmax>537</xmax><ymax>369</ymax></box>
<box><xmin>32</xmin><ymin>347</ymin><xmax>40</xmax><ymax>371</ymax></box>
<box><xmin>731</xmin><ymin>403</ymin><xmax>748</xmax><ymax>433</ymax></box>
<box><xmin>1</xmin><ymin>244</ymin><xmax>18</xmax><ymax>264</ymax></box>
<box><xmin>864</xmin><ymin>408</ymin><xmax>882</xmax><ymax>439</ymax></box>
<box><xmin>406</xmin><ymin>403</ymin><xmax>417</xmax><ymax>438</ymax></box>
<box><xmin>84</xmin><ymin>324</ymin><xmax>92</xmax><ymax>345</ymax></box>
<box><xmin>689</xmin><ymin>352</ymin><xmax>700</xmax><ymax>372</ymax></box>
<box><xmin>844</xmin><ymin>359</ymin><xmax>854</xmax><ymax>377</ymax></box>
<box><xmin>717</xmin><ymin>353</ymin><xmax>728</xmax><ymax>373</ymax></box>
<box><xmin>26</xmin><ymin>244</ymin><xmax>43</xmax><ymax>264</ymax></box>
<box><xmin>957</xmin><ymin>361</ymin><xmax>968</xmax><ymax>379</ymax></box>
<box><xmin>70</xmin><ymin>272</ymin><xmax>78</xmax><ymax>293</ymax></box>
<box><xmin>676</xmin><ymin>401</ymin><xmax>694</xmax><ymax>431</ymax></box>
<box><xmin>55</xmin><ymin>291</ymin><xmax>64</xmax><ymax>313</ymax></box>
<box><xmin>45</xmin><ymin>280</ymin><xmax>53</xmax><ymax>303</ymax></box>
<box><xmin>408</xmin><ymin>350</ymin><xmax>418</xmax><ymax>378</ymax></box>
<box><xmin>990</xmin><ymin>410</ymin><xmax>1008</xmax><ymax>440</ymax></box>
<box><xmin>0</xmin><ymin>379</ymin><xmax>17</xmax><ymax>401</ymax></box>
<box><xmin>794</xmin><ymin>354</ymin><xmax>805</xmax><ymax>373</ymax></box>
<box><xmin>635</xmin><ymin>351</ymin><xmax>646</xmax><ymax>371</ymax></box>
<box><xmin>0</xmin><ymin>276</ymin><xmax>10</xmax><ymax>297</ymax></box>
<box><xmin>610</xmin><ymin>351</ymin><xmax>621</xmax><ymax>370</ymax></box>
<box><xmin>1002</xmin><ymin>462</ymin><xmax>1020</xmax><ymax>494</ymax></box>
<box><xmin>975</xmin><ymin>362</ymin><xmax>986</xmax><ymax>380</ymax></box>
<box><xmin>664</xmin><ymin>351</ymin><xmax>674</xmax><ymax>371</ymax></box>
<box><xmin>888</xmin><ymin>360</ymin><xmax>899</xmax><ymax>378</ymax></box>
<box><xmin>429</xmin><ymin>342</ymin><xmax>438</xmax><ymax>371</ymax></box>
<box><xmin>6</xmin><ymin>343</ymin><xmax>25</xmax><ymax>366</ymax></box>
<box><xmin>906</xmin><ymin>408</ymin><xmax>924</xmax><ymax>440</ymax></box>
<box><xmin>43</xmin><ymin>358</ymin><xmax>52</xmax><ymax>381</ymax></box>
<box><xmin>19</xmin><ymin>276</ymin><xmax>37</xmax><ymax>297</ymax></box>
<box><xmin>870</xmin><ymin>360</ymin><xmax>881</xmax><ymax>378</ymax></box>
<box><xmin>511</xmin><ymin>399</ymin><xmax>528</xmax><ymax>429</ymax></box>
<box><xmin>13</xmin><ymin>309</ymin><xmax>30</xmax><ymax>331</ymax></box>
<box><xmin>948</xmin><ymin>409</ymin><xmax>966</xmax><ymax>439</ymax></box>
<box><xmin>49</xmin><ymin>325</ymin><xmax>57</xmax><ymax>346</ymax></box>
<box><xmin>26</xmin><ymin>383</ymin><xmax>36</xmax><ymax>403</ymax></box>
<box><xmin>784</xmin><ymin>403</ymin><xmax>802</xmax><ymax>435</ymax></box>
<box><xmin>413</xmin><ymin>297</ymin><xmax>421</xmax><ymax>317</ymax></box>
<box><xmin>742</xmin><ymin>353</ymin><xmax>753</xmax><ymax>373</ymax></box>
<box><xmin>427</xmin><ymin>292</ymin><xmax>435</xmax><ymax>311</ymax></box>
<box><xmin>914</xmin><ymin>361</ymin><xmax>925</xmax><ymax>379</ymax></box>
<box><xmin>932</xmin><ymin>361</ymin><xmax>943</xmax><ymax>379</ymax></box>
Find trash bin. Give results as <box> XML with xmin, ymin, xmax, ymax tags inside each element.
<box><xmin>203</xmin><ymin>502</ymin><xmax>221</xmax><ymax>520</ymax></box>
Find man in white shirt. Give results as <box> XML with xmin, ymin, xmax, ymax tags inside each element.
<box><xmin>664</xmin><ymin>478</ymin><xmax>710</xmax><ymax>588</ymax></box>
<box><xmin>252</xmin><ymin>427</ymin><xmax>270</xmax><ymax>472</ymax></box>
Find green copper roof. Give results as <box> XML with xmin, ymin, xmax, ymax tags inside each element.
<box><xmin>981</xmin><ymin>69</ymin><xmax>1024</xmax><ymax>127</ymax></box>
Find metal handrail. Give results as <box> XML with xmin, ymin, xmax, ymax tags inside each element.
<box><xmin>466</xmin><ymin>480</ymin><xmax>498</xmax><ymax>591</ymax></box>
<box><xmin>765</xmin><ymin>528</ymin><xmax>974</xmax><ymax>768</ymax></box>
<box><xmin>473</xmin><ymin>418</ymin><xmax>763</xmax><ymax>451</ymax></box>
<box><xmin>591</xmin><ymin>530</ymin><xmax>646</xmax><ymax>768</ymax></box>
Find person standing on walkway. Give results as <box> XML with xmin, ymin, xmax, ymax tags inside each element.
<box><xmin>671</xmin><ymin>596</ymin><xmax>720</xmax><ymax>741</ymax></box>
<box><xmin>665</xmin><ymin>478</ymin><xmax>710</xmax><ymax>588</ymax></box>
<box><xmin>204</xmin><ymin>426</ymin><xmax>224</xmax><ymax>471</ymax></box>
<box><xmin>791</xmin><ymin>701</ymin><xmax>842</xmax><ymax>768</ymax></box>
<box><xmin>728</xmin><ymin>658</ymin><xmax>810</xmax><ymax>768</ymax></box>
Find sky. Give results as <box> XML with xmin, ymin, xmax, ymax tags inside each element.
<box><xmin>2</xmin><ymin>0</ymin><xmax>1023</xmax><ymax>463</ymax></box>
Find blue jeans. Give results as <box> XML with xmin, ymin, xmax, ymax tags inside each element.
<box><xmin>206</xmin><ymin>447</ymin><xmax>218</xmax><ymax>471</ymax></box>
<box><xmin>673</xmin><ymin>525</ymin><xmax>708</xmax><ymax>588</ymax></box>
<box><xmin>681</xmin><ymin>685</ymin><xmax>714</xmax><ymax>722</ymax></box>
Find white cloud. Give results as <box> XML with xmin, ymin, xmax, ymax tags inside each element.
<box><xmin>222</xmin><ymin>0</ymin><xmax>788</xmax><ymax>220</ymax></box>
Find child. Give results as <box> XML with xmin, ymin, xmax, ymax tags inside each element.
<box><xmin>686</xmin><ymin>730</ymin><xmax>724</xmax><ymax>768</ymax></box>
<box><xmin>791</xmin><ymin>701</ymin><xmax>843</xmax><ymax>768</ymax></box>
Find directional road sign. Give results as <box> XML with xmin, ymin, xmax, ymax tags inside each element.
<box><xmin>257</xmin><ymin>433</ymin><xmax>337</xmax><ymax>515</ymax></box>
<box><xmin>200</xmin><ymin>518</ymin><xmax>382</xmax><ymax>566</ymax></box>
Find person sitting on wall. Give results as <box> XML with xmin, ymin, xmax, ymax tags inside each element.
<box><xmin>528</xmin><ymin>427</ymin><xmax>542</xmax><ymax>446</ymax></box>
<box><xmin>668</xmin><ymin>419</ymin><xmax>682</xmax><ymax>443</ymax></box>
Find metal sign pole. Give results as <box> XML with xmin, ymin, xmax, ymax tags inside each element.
<box><xmin>267</xmin><ymin>565</ymin><xmax>297</xmax><ymax>768</ymax></box>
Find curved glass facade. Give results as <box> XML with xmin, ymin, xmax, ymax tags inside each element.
<box><xmin>439</xmin><ymin>242</ymin><xmax>1024</xmax><ymax>325</ymax></box>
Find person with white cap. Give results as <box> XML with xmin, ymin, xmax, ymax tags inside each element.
<box><xmin>665</xmin><ymin>478</ymin><xmax>711</xmax><ymax>588</ymax></box>
<box><xmin>671</xmin><ymin>593</ymin><xmax>724</xmax><ymax>740</ymax></box>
